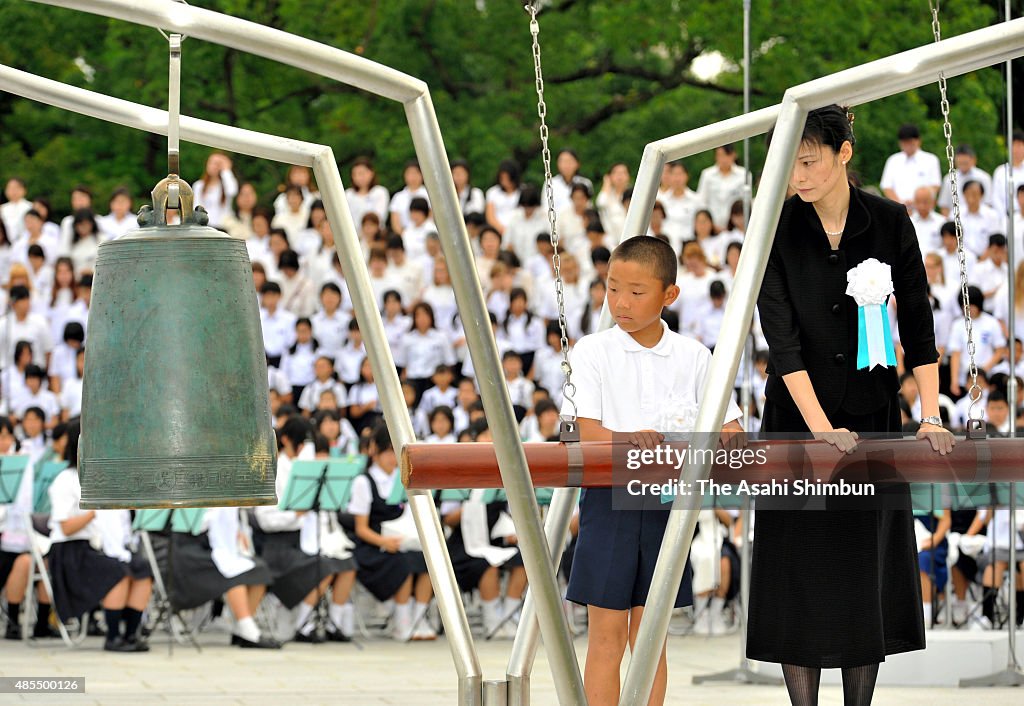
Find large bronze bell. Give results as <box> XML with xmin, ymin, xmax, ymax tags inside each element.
<box><xmin>79</xmin><ymin>176</ymin><xmax>277</xmax><ymax>509</ymax></box>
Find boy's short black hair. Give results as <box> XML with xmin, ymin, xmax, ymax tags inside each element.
<box><xmin>989</xmin><ymin>233</ymin><xmax>1007</xmax><ymax>248</ymax></box>
<box><xmin>591</xmin><ymin>246</ymin><xmax>611</xmax><ymax>265</ymax></box>
<box><xmin>609</xmin><ymin>235</ymin><xmax>677</xmax><ymax>288</ymax></box>
<box><xmin>25</xmin><ymin>364</ymin><xmax>46</xmax><ymax>380</ymax></box>
<box><xmin>63</xmin><ymin>322</ymin><xmax>85</xmax><ymax>343</ymax></box>
<box><xmin>409</xmin><ymin>197</ymin><xmax>430</xmax><ymax>215</ymax></box>
<box><xmin>959</xmin><ymin>285</ymin><xmax>984</xmax><ymax>310</ymax></box>
<box><xmin>535</xmin><ymin>399</ymin><xmax>559</xmax><ymax>418</ymax></box>
<box><xmin>9</xmin><ymin>285</ymin><xmax>30</xmax><ymax>302</ymax></box>
<box><xmin>709</xmin><ymin>280</ymin><xmax>726</xmax><ymax>299</ymax></box>
<box><xmin>261</xmin><ymin>281</ymin><xmax>282</xmax><ymax>295</ymax></box>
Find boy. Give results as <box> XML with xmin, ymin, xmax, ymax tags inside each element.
<box><xmin>418</xmin><ymin>364</ymin><xmax>457</xmax><ymax>417</ymax></box>
<box><xmin>566</xmin><ymin>235</ymin><xmax>742</xmax><ymax>705</ymax></box>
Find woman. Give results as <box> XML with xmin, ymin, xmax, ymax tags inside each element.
<box><xmin>747</xmin><ymin>105</ymin><xmax>954</xmax><ymax>706</ymax></box>
<box><xmin>345</xmin><ymin>157</ymin><xmax>390</xmax><ymax>232</ymax></box>
<box><xmin>192</xmin><ymin>152</ymin><xmax>238</xmax><ymax>229</ymax></box>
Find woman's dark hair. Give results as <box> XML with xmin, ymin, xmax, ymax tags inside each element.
<box><xmin>428</xmin><ymin>404</ymin><xmax>455</xmax><ymax>430</ymax></box>
<box><xmin>518</xmin><ymin>184</ymin><xmax>541</xmax><ymax>208</ymax></box>
<box><xmin>63</xmin><ymin>321</ymin><xmax>86</xmax><ymax>344</ymax></box>
<box><xmin>410</xmin><ymin>301</ymin><xmax>436</xmax><ymax>331</ymax></box>
<box><xmin>350</xmin><ymin>156</ymin><xmax>379</xmax><ymax>189</ymax></box>
<box><xmin>496</xmin><ymin>159</ymin><xmax>522</xmax><ymax>190</ymax></box>
<box><xmin>71</xmin><ymin>209</ymin><xmax>99</xmax><ymax>243</ymax></box>
<box><xmin>768</xmin><ymin>104</ymin><xmax>855</xmax><ymax>152</ymax></box>
<box><xmin>278</xmin><ymin>414</ymin><xmax>313</xmax><ymax>451</ymax></box>
<box><xmin>305</xmin><ymin>200</ymin><xmax>326</xmax><ymax>228</ymax></box>
<box><xmin>370</xmin><ymin>420</ymin><xmax>394</xmax><ymax>455</ymax></box>
<box><xmin>64</xmin><ymin>417</ymin><xmax>81</xmax><ymax>467</ymax></box>
<box><xmin>14</xmin><ymin>340</ymin><xmax>33</xmax><ymax>367</ymax></box>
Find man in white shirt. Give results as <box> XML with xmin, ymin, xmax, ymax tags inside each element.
<box><xmin>880</xmin><ymin>124</ymin><xmax>942</xmax><ymax>208</ymax></box>
<box><xmin>310</xmin><ymin>282</ymin><xmax>352</xmax><ymax>356</ymax></box>
<box><xmin>503</xmin><ymin>185</ymin><xmax>549</xmax><ymax>261</ymax></box>
<box><xmin>58</xmin><ymin>186</ymin><xmax>94</xmax><ymax>255</ymax></box>
<box><xmin>259</xmin><ymin>282</ymin><xmax>298</xmax><ymax>367</ymax></box>
<box><xmin>938</xmin><ymin>144</ymin><xmax>993</xmax><ymax>216</ymax></box>
<box><xmin>0</xmin><ymin>178</ymin><xmax>31</xmax><ymax>241</ymax></box>
<box><xmin>973</xmin><ymin>234</ymin><xmax>1009</xmax><ymax>309</ymax></box>
<box><xmin>991</xmin><ymin>130</ymin><xmax>1024</xmax><ymax>217</ymax></box>
<box><xmin>399</xmin><ymin>198</ymin><xmax>435</xmax><ymax>262</ymax></box>
<box><xmin>960</xmin><ymin>180</ymin><xmax>1004</xmax><ymax>258</ymax></box>
<box><xmin>696</xmin><ymin>146</ymin><xmax>747</xmax><ymax>230</ymax></box>
<box><xmin>909</xmin><ymin>186</ymin><xmax>945</xmax><ymax>256</ymax></box>
<box><xmin>385</xmin><ymin>236</ymin><xmax>424</xmax><ymax>306</ymax></box>
<box><xmin>936</xmin><ymin>222</ymin><xmax>977</xmax><ymax>289</ymax></box>
<box><xmin>947</xmin><ymin>286</ymin><xmax>1007</xmax><ymax>397</ymax></box>
<box><xmin>0</xmin><ymin>286</ymin><xmax>53</xmax><ymax>369</ymax></box>
<box><xmin>658</xmin><ymin>162</ymin><xmax>704</xmax><ymax>252</ymax></box>
<box><xmin>97</xmin><ymin>187</ymin><xmax>139</xmax><ymax>241</ymax></box>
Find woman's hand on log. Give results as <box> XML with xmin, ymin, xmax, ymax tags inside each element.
<box><xmin>917</xmin><ymin>422</ymin><xmax>955</xmax><ymax>456</ymax></box>
<box><xmin>812</xmin><ymin>428</ymin><xmax>859</xmax><ymax>454</ymax></box>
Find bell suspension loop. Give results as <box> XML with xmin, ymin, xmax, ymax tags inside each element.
<box><xmin>930</xmin><ymin>2</ymin><xmax>985</xmax><ymax>436</ymax></box>
<box><xmin>524</xmin><ymin>3</ymin><xmax>578</xmax><ymax>435</ymax></box>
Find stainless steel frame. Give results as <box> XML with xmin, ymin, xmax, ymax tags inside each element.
<box><xmin>615</xmin><ymin>18</ymin><xmax>1024</xmax><ymax>705</ymax></box>
<box><xmin>14</xmin><ymin>1</ymin><xmax>587</xmax><ymax>701</ymax></box>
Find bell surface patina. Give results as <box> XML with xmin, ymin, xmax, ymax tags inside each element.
<box><xmin>79</xmin><ymin>177</ymin><xmax>277</xmax><ymax>509</ymax></box>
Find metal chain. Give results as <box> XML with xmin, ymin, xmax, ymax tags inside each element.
<box><xmin>525</xmin><ymin>3</ymin><xmax>577</xmax><ymax>422</ymax></box>
<box><xmin>930</xmin><ymin>1</ymin><xmax>983</xmax><ymax>419</ymax></box>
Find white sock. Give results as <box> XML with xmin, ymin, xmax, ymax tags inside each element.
<box><xmin>923</xmin><ymin>602</ymin><xmax>932</xmax><ymax>625</ymax></box>
<box><xmin>339</xmin><ymin>602</ymin><xmax>355</xmax><ymax>636</ymax></box>
<box><xmin>235</xmin><ymin>616</ymin><xmax>260</xmax><ymax>642</ymax></box>
<box><xmin>413</xmin><ymin>601</ymin><xmax>430</xmax><ymax>625</ymax></box>
<box><xmin>481</xmin><ymin>597</ymin><xmax>501</xmax><ymax>631</ymax></box>
<box><xmin>710</xmin><ymin>596</ymin><xmax>726</xmax><ymax>613</ymax></box>
<box><xmin>392</xmin><ymin>601</ymin><xmax>413</xmax><ymax>638</ymax></box>
<box><xmin>329</xmin><ymin>602</ymin><xmax>344</xmax><ymax>632</ymax></box>
<box><xmin>295</xmin><ymin>602</ymin><xmax>315</xmax><ymax>633</ymax></box>
<box><xmin>503</xmin><ymin>598</ymin><xmax>523</xmax><ymax>621</ymax></box>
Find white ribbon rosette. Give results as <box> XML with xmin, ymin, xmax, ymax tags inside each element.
<box><xmin>845</xmin><ymin>258</ymin><xmax>897</xmax><ymax>370</ymax></box>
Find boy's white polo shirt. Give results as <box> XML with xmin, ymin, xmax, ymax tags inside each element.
<box><xmin>563</xmin><ymin>320</ymin><xmax>741</xmax><ymax>433</ymax></box>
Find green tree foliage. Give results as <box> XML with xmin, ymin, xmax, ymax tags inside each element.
<box><xmin>0</xmin><ymin>0</ymin><xmax>1013</xmax><ymax>215</ymax></box>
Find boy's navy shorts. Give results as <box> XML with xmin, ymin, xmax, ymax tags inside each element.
<box><xmin>566</xmin><ymin>488</ymin><xmax>693</xmax><ymax>610</ymax></box>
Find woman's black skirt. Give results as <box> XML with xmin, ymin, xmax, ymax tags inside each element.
<box><xmin>746</xmin><ymin>399</ymin><xmax>925</xmax><ymax>668</ymax></box>
<box><xmin>48</xmin><ymin>540</ymin><xmax>126</xmax><ymax>622</ymax></box>
<box><xmin>447</xmin><ymin>531</ymin><xmax>522</xmax><ymax>593</ymax></box>
<box><xmin>353</xmin><ymin>542</ymin><xmax>426</xmax><ymax>602</ymax></box>
<box><xmin>166</xmin><ymin>533</ymin><xmax>273</xmax><ymax>611</ymax></box>
<box><xmin>261</xmin><ymin>531</ymin><xmax>353</xmax><ymax>609</ymax></box>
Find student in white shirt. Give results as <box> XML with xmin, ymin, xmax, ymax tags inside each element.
<box><xmin>259</xmin><ymin>281</ymin><xmax>298</xmax><ymax>367</ymax></box>
<box><xmin>310</xmin><ymin>282</ymin><xmax>352</xmax><ymax>356</ymax></box>
<box><xmin>937</xmin><ymin>221</ymin><xmax>977</xmax><ymax>287</ymax></box>
<box><xmin>880</xmin><ymin>123</ymin><xmax>942</xmax><ymax>208</ymax></box>
<box><xmin>277</xmin><ymin>250</ymin><xmax>317</xmax><ymax>318</ymax></box>
<box><xmin>11</xmin><ymin>211</ymin><xmax>57</xmax><ymax>267</ymax></box>
<box><xmin>15</xmin><ymin>366</ymin><xmax>59</xmax><ymax>427</ymax></box>
<box><xmin>991</xmin><ymin>130</ymin><xmax>1024</xmax><ymax>217</ymax></box>
<box><xmin>938</xmin><ymin>144</ymin><xmax>993</xmax><ymax>216</ymax></box>
<box><xmin>272</xmin><ymin>186</ymin><xmax>311</xmax><ymax>242</ymax></box>
<box><xmin>291</xmin><ymin>201</ymin><xmax>327</xmax><ymax>260</ymax></box>
<box><xmin>314</xmin><ymin>408</ymin><xmax>359</xmax><ymax>455</ymax></box>
<box><xmin>297</xmin><ymin>356</ymin><xmax>348</xmax><ymax>415</ymax></box>
<box><xmin>47</xmin><ymin>420</ymin><xmax>149</xmax><ymax>651</ymax></box>
<box><xmin>397</xmin><ymin>302</ymin><xmax>457</xmax><ymax>404</ymax></box>
<box><xmin>975</xmin><ymin>485</ymin><xmax>1024</xmax><ymax>628</ymax></box>
<box><xmin>66</xmin><ymin>209</ymin><xmax>99</xmax><ymax>276</ymax></box>
<box><xmin>347</xmin><ymin>423</ymin><xmax>435</xmax><ymax>641</ymax></box>
<box><xmin>502</xmin><ymin>351</ymin><xmax>535</xmax><ymax>413</ymax></box>
<box><xmin>420</xmin><ymin>258</ymin><xmax>459</xmax><ymax>336</ymax></box>
<box><xmin>910</xmin><ymin>186</ymin><xmax>946</xmax><ymax>255</ymax></box>
<box><xmin>192</xmin><ymin>152</ymin><xmax>238</xmax><ymax>229</ymax></box>
<box><xmin>0</xmin><ymin>285</ymin><xmax>53</xmax><ymax>370</ymax></box>
<box><xmin>947</xmin><ymin>286</ymin><xmax>1007</xmax><ymax>397</ymax></box>
<box><xmin>367</xmin><ymin>249</ymin><xmax>403</xmax><ymax>313</ymax></box>
<box><xmin>255</xmin><ymin>417</ymin><xmax>357</xmax><ymax>642</ymax></box>
<box><xmin>960</xmin><ymin>180</ymin><xmax>1004</xmax><ymax>257</ymax></box>
<box><xmin>281</xmin><ymin>318</ymin><xmax>319</xmax><ymax>403</ymax></box>
<box><xmin>596</xmin><ymin>162</ymin><xmax>631</xmax><ymax>242</ymax></box>
<box><xmin>973</xmin><ymin>234</ymin><xmax>1010</xmax><ymax>307</ymax></box>
<box><xmin>97</xmin><ymin>188</ymin><xmax>138</xmax><ymax>241</ymax></box>
<box><xmin>503</xmin><ymin>288</ymin><xmax>546</xmax><ymax>376</ymax></box>
<box><xmin>545</xmin><ymin>148</ymin><xmax>594</xmax><ymax>214</ymax></box>
<box><xmin>503</xmin><ymin>185</ymin><xmax>549</xmax><ymax>262</ymax></box>
<box><xmin>658</xmin><ymin>162</ymin><xmax>703</xmax><ymax>251</ymax></box>
<box><xmin>389</xmin><ymin>161</ymin><xmax>430</xmax><ymax>236</ymax></box>
<box><xmin>273</xmin><ymin>165</ymin><xmax>319</xmax><ymax>216</ymax></box>
<box><xmin>345</xmin><ymin>157</ymin><xmax>390</xmax><ymax>232</ymax></box>
<box><xmin>698</xmin><ymin>280</ymin><xmax>728</xmax><ymax>351</ymax></box>
<box><xmin>1</xmin><ymin>178</ymin><xmax>31</xmax><ymax>242</ymax></box>
<box><xmin>697</xmin><ymin>145</ymin><xmax>748</xmax><ymax>229</ymax></box>
<box><xmin>425</xmin><ymin>405</ymin><xmax>457</xmax><ymax>444</ymax></box>
<box><xmin>385</xmin><ymin>236</ymin><xmax>424</xmax><ymax>307</ymax></box>
<box><xmin>452</xmin><ymin>159</ymin><xmax>486</xmax><ymax>216</ymax></box>
<box><xmin>335</xmin><ymin>320</ymin><xmax>366</xmax><ymax>386</ymax></box>
<box><xmin>59</xmin><ymin>348</ymin><xmax>85</xmax><ymax>421</ymax></box>
<box><xmin>485</xmin><ymin>160</ymin><xmax>523</xmax><ymax>235</ymax></box>
<box><xmin>672</xmin><ymin>242</ymin><xmax>721</xmax><ymax>339</ymax></box>
<box><xmin>418</xmin><ymin>364</ymin><xmax>458</xmax><ymax>417</ymax></box>
<box><xmin>347</xmin><ymin>357</ymin><xmax>383</xmax><ymax>434</ymax></box>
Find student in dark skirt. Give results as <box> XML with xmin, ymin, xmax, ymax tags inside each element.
<box><xmin>255</xmin><ymin>416</ymin><xmax>357</xmax><ymax>642</ymax></box>
<box><xmin>45</xmin><ymin>419</ymin><xmax>147</xmax><ymax>652</ymax></box>
<box><xmin>440</xmin><ymin>422</ymin><xmax>527</xmax><ymax>639</ymax></box>
<box><xmin>346</xmin><ymin>422</ymin><xmax>434</xmax><ymax>641</ymax></box>
<box><xmin>94</xmin><ymin>508</ymin><xmax>154</xmax><ymax>646</ymax></box>
<box><xmin>749</xmin><ymin>105</ymin><xmax>955</xmax><ymax>705</ymax></box>
<box><xmin>168</xmin><ymin>506</ymin><xmax>279</xmax><ymax>648</ymax></box>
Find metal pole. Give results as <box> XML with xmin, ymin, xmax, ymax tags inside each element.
<box><xmin>403</xmin><ymin>94</ymin><xmax>586</xmax><ymax>705</ymax></box>
<box><xmin>506</xmin><ymin>485</ymin><xmax>581</xmax><ymax>706</ymax></box>
<box><xmin>742</xmin><ymin>0</ymin><xmax>753</xmax><ymax>227</ymax></box>
<box><xmin>618</xmin><ymin>95</ymin><xmax>808</xmax><ymax>706</ymax></box>
<box><xmin>312</xmin><ymin>151</ymin><xmax>484</xmax><ymax>706</ymax></box>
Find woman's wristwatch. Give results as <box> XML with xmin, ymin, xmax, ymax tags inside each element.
<box><xmin>920</xmin><ymin>415</ymin><xmax>943</xmax><ymax>427</ymax></box>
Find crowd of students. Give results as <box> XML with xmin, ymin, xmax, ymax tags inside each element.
<box><xmin>1</xmin><ymin>130</ymin><xmax>1023</xmax><ymax>651</ymax></box>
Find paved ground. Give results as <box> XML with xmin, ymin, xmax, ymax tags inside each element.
<box><xmin>1</xmin><ymin>626</ymin><xmax>1022</xmax><ymax>705</ymax></box>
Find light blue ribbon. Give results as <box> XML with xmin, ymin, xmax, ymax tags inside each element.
<box><xmin>856</xmin><ymin>303</ymin><xmax>897</xmax><ymax>370</ymax></box>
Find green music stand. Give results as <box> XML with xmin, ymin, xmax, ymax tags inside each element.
<box><xmin>134</xmin><ymin>509</ymin><xmax>173</xmax><ymax>532</ymax></box>
<box><xmin>172</xmin><ymin>508</ymin><xmax>207</xmax><ymax>535</ymax></box>
<box><xmin>32</xmin><ymin>460</ymin><xmax>69</xmax><ymax>513</ymax></box>
<box><xmin>0</xmin><ymin>455</ymin><xmax>30</xmax><ymax>504</ymax></box>
<box><xmin>281</xmin><ymin>456</ymin><xmax>366</xmax><ymax>513</ymax></box>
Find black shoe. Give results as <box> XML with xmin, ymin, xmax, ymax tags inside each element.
<box><xmin>32</xmin><ymin>625</ymin><xmax>61</xmax><ymax>639</ymax></box>
<box><xmin>293</xmin><ymin>631</ymin><xmax>324</xmax><ymax>644</ymax></box>
<box><xmin>5</xmin><ymin>624</ymin><xmax>22</xmax><ymax>640</ymax></box>
<box><xmin>325</xmin><ymin>629</ymin><xmax>352</xmax><ymax>643</ymax></box>
<box><xmin>123</xmin><ymin>635</ymin><xmax>151</xmax><ymax>652</ymax></box>
<box><xmin>103</xmin><ymin>636</ymin><xmax>138</xmax><ymax>652</ymax></box>
<box><xmin>233</xmin><ymin>634</ymin><xmax>282</xmax><ymax>649</ymax></box>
